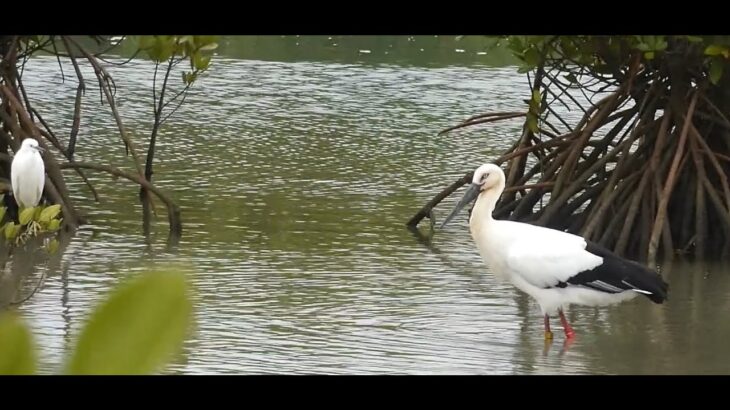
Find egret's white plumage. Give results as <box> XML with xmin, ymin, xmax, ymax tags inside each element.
<box><xmin>442</xmin><ymin>163</ymin><xmax>668</xmax><ymax>339</ymax></box>
<box><xmin>11</xmin><ymin>138</ymin><xmax>46</xmax><ymax>208</ymax></box>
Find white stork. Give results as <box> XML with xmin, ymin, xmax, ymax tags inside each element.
<box><xmin>441</xmin><ymin>163</ymin><xmax>669</xmax><ymax>341</ymax></box>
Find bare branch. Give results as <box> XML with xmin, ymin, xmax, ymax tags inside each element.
<box><xmin>58</xmin><ymin>162</ymin><xmax>182</xmax><ymax>236</ymax></box>
<box><xmin>51</xmin><ymin>37</ymin><xmax>65</xmax><ymax>83</ymax></box>
<box><xmin>160</xmin><ymin>90</ymin><xmax>189</xmax><ymax>125</ymax></box>
<box><xmin>438</xmin><ymin>113</ymin><xmax>526</xmax><ymax>135</ymax></box>
<box><xmin>61</xmin><ymin>36</ymin><xmax>85</xmax><ymax>159</ymax></box>
<box><xmin>66</xmin><ymin>37</ymin><xmax>145</xmax><ymax>178</ymax></box>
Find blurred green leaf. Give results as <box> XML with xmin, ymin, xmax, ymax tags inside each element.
<box><xmin>47</xmin><ymin>218</ymin><xmax>61</xmax><ymax>232</ymax></box>
<box><xmin>5</xmin><ymin>222</ymin><xmax>16</xmax><ymax>240</ymax></box>
<box><xmin>158</xmin><ymin>41</ymin><xmax>174</xmax><ymax>62</ymax></box>
<box><xmin>174</xmin><ymin>41</ymin><xmax>186</xmax><ymax>56</ymax></box>
<box><xmin>527</xmin><ymin>114</ymin><xmax>539</xmax><ymax>134</ymax></box>
<box><xmin>561</xmin><ymin>41</ymin><xmax>578</xmax><ymax>59</ymax></box>
<box><xmin>193</xmin><ymin>55</ymin><xmax>211</xmax><ymax>71</ymax></box>
<box><xmin>146</xmin><ymin>45</ymin><xmax>161</xmax><ymax>61</ymax></box>
<box><xmin>507</xmin><ymin>36</ymin><xmax>524</xmax><ymax>54</ymax></box>
<box><xmin>644</xmin><ymin>51</ymin><xmax>655</xmax><ymax>60</ymax></box>
<box><xmin>19</xmin><ymin>208</ymin><xmax>35</xmax><ymax>225</ymax></box>
<box><xmin>183</xmin><ymin>72</ymin><xmax>198</xmax><ymax>86</ymax></box>
<box><xmin>0</xmin><ymin>206</ymin><xmax>5</xmax><ymax>223</ymax></box>
<box><xmin>517</xmin><ymin>65</ymin><xmax>532</xmax><ymax>74</ymax></box>
<box><xmin>183</xmin><ymin>42</ymin><xmax>193</xmax><ymax>57</ymax></box>
<box><xmin>146</xmin><ymin>37</ymin><xmax>176</xmax><ymax>63</ymax></box>
<box><xmin>198</xmin><ymin>43</ymin><xmax>218</xmax><ymax>52</ymax></box>
<box><xmin>194</xmin><ymin>36</ymin><xmax>218</xmax><ymax>47</ymax></box>
<box><xmin>705</xmin><ymin>45</ymin><xmax>729</xmax><ymax>57</ymax></box>
<box><xmin>540</xmin><ymin>97</ymin><xmax>549</xmax><ymax>114</ymax></box>
<box><xmin>66</xmin><ymin>270</ymin><xmax>193</xmax><ymax>375</ymax></box>
<box><xmin>188</xmin><ymin>52</ymin><xmax>197</xmax><ymax>71</ymax></box>
<box><xmin>523</xmin><ymin>47</ymin><xmax>540</xmax><ymax>67</ymax></box>
<box><xmin>47</xmin><ymin>238</ymin><xmax>59</xmax><ymax>254</ymax></box>
<box><xmin>709</xmin><ymin>58</ymin><xmax>724</xmax><ymax>85</ymax></box>
<box><xmin>531</xmin><ymin>89</ymin><xmax>541</xmax><ymax>106</ymax></box>
<box><xmin>139</xmin><ymin>36</ymin><xmax>155</xmax><ymax>50</ymax></box>
<box><xmin>39</xmin><ymin>205</ymin><xmax>61</xmax><ymax>224</ymax></box>
<box><xmin>686</xmin><ymin>36</ymin><xmax>703</xmax><ymax>43</ymax></box>
<box><xmin>0</xmin><ymin>312</ymin><xmax>36</xmax><ymax>375</ymax></box>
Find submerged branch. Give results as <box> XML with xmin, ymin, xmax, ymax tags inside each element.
<box><xmin>406</xmin><ymin>172</ymin><xmax>472</xmax><ymax>228</ymax></box>
<box><xmin>58</xmin><ymin>162</ymin><xmax>182</xmax><ymax>237</ymax></box>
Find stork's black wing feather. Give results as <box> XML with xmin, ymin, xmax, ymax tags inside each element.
<box><xmin>556</xmin><ymin>241</ymin><xmax>669</xmax><ymax>303</ymax></box>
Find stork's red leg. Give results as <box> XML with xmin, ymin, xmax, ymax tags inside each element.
<box><xmin>558</xmin><ymin>309</ymin><xmax>576</xmax><ymax>339</ymax></box>
<box><xmin>544</xmin><ymin>314</ymin><xmax>553</xmax><ymax>341</ymax></box>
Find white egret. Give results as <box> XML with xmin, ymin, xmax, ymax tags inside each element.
<box><xmin>441</xmin><ymin>163</ymin><xmax>668</xmax><ymax>340</ymax></box>
<box><xmin>11</xmin><ymin>138</ymin><xmax>46</xmax><ymax>209</ymax></box>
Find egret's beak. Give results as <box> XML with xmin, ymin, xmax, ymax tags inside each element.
<box><xmin>34</xmin><ymin>146</ymin><xmax>45</xmax><ymax>154</ymax></box>
<box><xmin>440</xmin><ymin>183</ymin><xmax>482</xmax><ymax>228</ymax></box>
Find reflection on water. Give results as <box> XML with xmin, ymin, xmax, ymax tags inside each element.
<box><xmin>6</xmin><ymin>38</ymin><xmax>730</xmax><ymax>374</ymax></box>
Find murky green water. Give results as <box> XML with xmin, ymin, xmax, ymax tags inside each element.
<box><xmin>6</xmin><ymin>36</ymin><xmax>730</xmax><ymax>374</ymax></box>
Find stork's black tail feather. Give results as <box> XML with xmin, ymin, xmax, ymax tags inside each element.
<box><xmin>583</xmin><ymin>241</ymin><xmax>669</xmax><ymax>304</ymax></box>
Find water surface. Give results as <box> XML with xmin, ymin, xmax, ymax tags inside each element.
<box><xmin>7</xmin><ymin>36</ymin><xmax>729</xmax><ymax>375</ymax></box>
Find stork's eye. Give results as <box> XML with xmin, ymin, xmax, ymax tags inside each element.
<box><xmin>481</xmin><ymin>173</ymin><xmax>489</xmax><ymax>181</ymax></box>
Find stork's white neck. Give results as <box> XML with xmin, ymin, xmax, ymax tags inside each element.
<box><xmin>469</xmin><ymin>181</ymin><xmax>504</xmax><ymax>229</ymax></box>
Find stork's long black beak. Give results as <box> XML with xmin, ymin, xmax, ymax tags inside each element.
<box><xmin>440</xmin><ymin>183</ymin><xmax>481</xmax><ymax>229</ymax></box>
